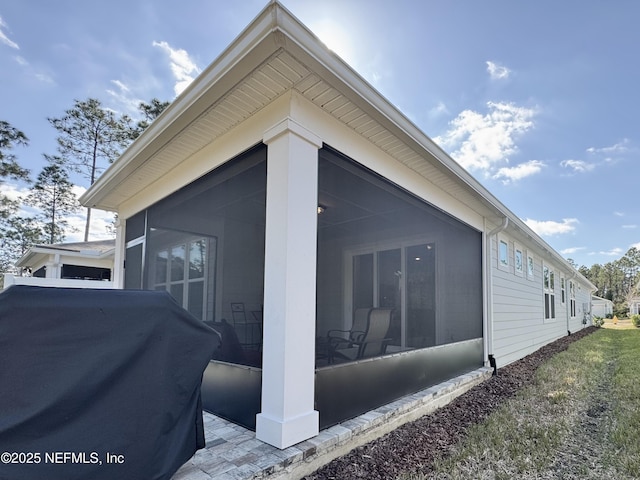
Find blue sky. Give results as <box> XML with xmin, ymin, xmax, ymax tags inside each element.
<box><xmin>1</xmin><ymin>0</ymin><xmax>638</xmax><ymax>268</ymax></box>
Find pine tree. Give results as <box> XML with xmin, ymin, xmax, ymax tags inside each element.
<box><xmin>0</xmin><ymin>120</ymin><xmax>30</xmax><ymax>220</ymax></box>
<box><xmin>26</xmin><ymin>160</ymin><xmax>79</xmax><ymax>244</ymax></box>
<box><xmin>48</xmin><ymin>98</ymin><xmax>134</xmax><ymax>241</ymax></box>
<box><xmin>134</xmin><ymin>98</ymin><xmax>170</xmax><ymax>135</ymax></box>
<box><xmin>0</xmin><ymin>216</ymin><xmax>44</xmax><ymax>276</ymax></box>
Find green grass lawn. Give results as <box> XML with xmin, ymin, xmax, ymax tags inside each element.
<box><xmin>404</xmin><ymin>329</ymin><xmax>640</xmax><ymax>479</ymax></box>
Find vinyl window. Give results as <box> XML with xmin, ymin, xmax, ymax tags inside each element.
<box><xmin>543</xmin><ymin>264</ymin><xmax>556</xmax><ymax>320</ymax></box>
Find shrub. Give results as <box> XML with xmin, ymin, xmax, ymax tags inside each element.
<box><xmin>632</xmin><ymin>314</ymin><xmax>640</xmax><ymax>328</ymax></box>
<box><xmin>593</xmin><ymin>316</ymin><xmax>605</xmax><ymax>328</ymax></box>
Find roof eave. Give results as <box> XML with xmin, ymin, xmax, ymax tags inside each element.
<box><xmin>80</xmin><ymin>1</ymin><xmax>288</xmax><ymax>210</ymax></box>
<box><xmin>79</xmin><ymin>1</ymin><xmax>592</xmax><ymax>286</ymax></box>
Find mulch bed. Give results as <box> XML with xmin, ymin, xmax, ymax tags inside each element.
<box><xmin>304</xmin><ymin>327</ymin><xmax>597</xmax><ymax>480</ymax></box>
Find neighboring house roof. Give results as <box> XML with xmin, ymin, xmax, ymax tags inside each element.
<box><xmin>591</xmin><ymin>295</ymin><xmax>613</xmax><ymax>303</ymax></box>
<box><xmin>80</xmin><ymin>0</ymin><xmax>594</xmax><ymax>290</ymax></box>
<box><xmin>592</xmin><ymin>295</ymin><xmax>611</xmax><ymax>301</ymax></box>
<box><xmin>16</xmin><ymin>239</ymin><xmax>116</xmax><ymax>269</ymax></box>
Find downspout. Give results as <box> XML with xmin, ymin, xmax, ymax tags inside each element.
<box><xmin>484</xmin><ymin>217</ymin><xmax>508</xmax><ymax>375</ymax></box>
<box><xmin>568</xmin><ymin>271</ymin><xmax>577</xmax><ymax>334</ymax></box>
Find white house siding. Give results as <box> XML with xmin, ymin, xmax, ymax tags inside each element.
<box><xmin>490</xmin><ymin>233</ymin><xmax>591</xmax><ymax>367</ymax></box>
<box><xmin>592</xmin><ymin>297</ymin><xmax>613</xmax><ymax>318</ymax></box>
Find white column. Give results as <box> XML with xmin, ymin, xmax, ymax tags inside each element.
<box><xmin>46</xmin><ymin>254</ymin><xmax>61</xmax><ymax>279</ymax></box>
<box><xmin>113</xmin><ymin>217</ymin><xmax>125</xmax><ymax>289</ymax></box>
<box><xmin>256</xmin><ymin>118</ymin><xmax>321</xmax><ymax>449</ymax></box>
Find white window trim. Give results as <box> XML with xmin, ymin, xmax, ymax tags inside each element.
<box><xmin>498</xmin><ymin>237</ymin><xmax>509</xmax><ymax>272</ymax></box>
<box><xmin>543</xmin><ymin>263</ymin><xmax>556</xmax><ymax>321</ymax></box>
<box><xmin>514</xmin><ymin>243</ymin><xmax>524</xmax><ymax>277</ymax></box>
<box><xmin>527</xmin><ymin>253</ymin><xmax>535</xmax><ymax>280</ymax></box>
<box><xmin>150</xmin><ymin>235</ymin><xmax>213</xmax><ymax>320</ymax></box>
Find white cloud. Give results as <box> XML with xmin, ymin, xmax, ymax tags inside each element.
<box><xmin>597</xmin><ymin>247</ymin><xmax>624</xmax><ymax>257</ymax></box>
<box><xmin>34</xmin><ymin>72</ymin><xmax>54</xmax><ymax>84</ymax></box>
<box><xmin>66</xmin><ymin>186</ymin><xmax>116</xmax><ymax>242</ymax></box>
<box><xmin>622</xmin><ymin>224</ymin><xmax>637</xmax><ymax>229</ymax></box>
<box><xmin>524</xmin><ymin>218</ymin><xmax>578</xmax><ymax>236</ymax></box>
<box><xmin>561</xmin><ymin>246</ymin><xmax>585</xmax><ymax>255</ymax></box>
<box><xmin>631</xmin><ymin>242</ymin><xmax>640</xmax><ymax>250</ymax></box>
<box><xmin>435</xmin><ymin>101</ymin><xmax>536</xmax><ymax>173</ymax></box>
<box><xmin>486</xmin><ymin>61</ymin><xmax>511</xmax><ymax>80</ymax></box>
<box><xmin>560</xmin><ymin>159</ymin><xmax>595</xmax><ymax>173</ymax></box>
<box><xmin>152</xmin><ymin>40</ymin><xmax>201</xmax><ymax>97</ymax></box>
<box><xmin>111</xmin><ymin>79</ymin><xmax>130</xmax><ymax>93</ymax></box>
<box><xmin>614</xmin><ymin>211</ymin><xmax>625</xmax><ymax>217</ymax></box>
<box><xmin>586</xmin><ymin>139</ymin><xmax>629</xmax><ymax>155</ymax></box>
<box><xmin>12</xmin><ymin>53</ymin><xmax>55</xmax><ymax>85</ymax></box>
<box><xmin>1</xmin><ymin>182</ymin><xmax>30</xmax><ymax>203</ymax></box>
<box><xmin>428</xmin><ymin>101</ymin><xmax>449</xmax><ymax>118</ymax></box>
<box><xmin>0</xmin><ymin>16</ymin><xmax>19</xmax><ymax>49</ymax></box>
<box><xmin>493</xmin><ymin>160</ymin><xmax>545</xmax><ymax>183</ymax></box>
<box><xmin>64</xmin><ymin>210</ymin><xmax>115</xmax><ymax>242</ymax></box>
<box><xmin>106</xmin><ymin>79</ymin><xmax>143</xmax><ymax>114</ymax></box>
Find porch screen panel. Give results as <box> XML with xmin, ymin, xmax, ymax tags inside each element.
<box><xmin>316</xmin><ymin>146</ymin><xmax>482</xmax><ymax>367</ymax></box>
<box><xmin>139</xmin><ymin>144</ymin><xmax>267</xmax><ymax>369</ymax></box>
<box><xmin>125</xmin><ymin>211</ymin><xmax>146</xmax><ymax>242</ymax></box>
<box><xmin>406</xmin><ymin>243</ymin><xmax>436</xmax><ymax>348</ymax></box>
<box><xmin>124</xmin><ymin>243</ymin><xmax>143</xmax><ymax>289</ymax></box>
<box><xmin>124</xmin><ymin>211</ymin><xmax>146</xmax><ymax>289</ymax></box>
<box><xmin>353</xmin><ymin>254</ymin><xmax>373</xmax><ymax>309</ymax></box>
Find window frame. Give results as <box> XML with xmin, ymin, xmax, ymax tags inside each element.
<box><xmin>150</xmin><ymin>235</ymin><xmax>213</xmax><ymax>320</ymax></box>
<box><xmin>569</xmin><ymin>280</ymin><xmax>577</xmax><ymax>318</ymax></box>
<box><xmin>498</xmin><ymin>237</ymin><xmax>509</xmax><ymax>271</ymax></box>
<box><xmin>514</xmin><ymin>243</ymin><xmax>524</xmax><ymax>277</ymax></box>
<box><xmin>543</xmin><ymin>263</ymin><xmax>556</xmax><ymax>321</ymax></box>
<box><xmin>527</xmin><ymin>253</ymin><xmax>535</xmax><ymax>280</ymax></box>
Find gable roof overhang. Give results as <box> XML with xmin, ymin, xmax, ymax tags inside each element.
<box><xmin>80</xmin><ymin>0</ymin><xmax>593</xmax><ymax>289</ymax></box>
<box><xmin>15</xmin><ymin>240</ymin><xmax>116</xmax><ymax>269</ymax></box>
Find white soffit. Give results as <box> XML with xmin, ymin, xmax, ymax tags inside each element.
<box><xmin>80</xmin><ymin>1</ymin><xmax>503</xmax><ymax>221</ymax></box>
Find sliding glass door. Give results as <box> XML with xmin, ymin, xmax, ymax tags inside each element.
<box><xmin>350</xmin><ymin>242</ymin><xmax>436</xmax><ymax>350</ymax></box>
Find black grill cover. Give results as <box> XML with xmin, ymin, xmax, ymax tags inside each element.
<box><xmin>0</xmin><ymin>286</ymin><xmax>218</xmax><ymax>480</ymax></box>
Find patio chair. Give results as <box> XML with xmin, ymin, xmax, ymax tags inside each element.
<box><xmin>327</xmin><ymin>307</ymin><xmax>371</xmax><ymax>345</ymax></box>
<box><xmin>329</xmin><ymin>308</ymin><xmax>393</xmax><ymax>362</ymax></box>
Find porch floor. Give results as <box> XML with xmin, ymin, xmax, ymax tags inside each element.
<box><xmin>172</xmin><ymin>366</ymin><xmax>493</xmax><ymax>480</ymax></box>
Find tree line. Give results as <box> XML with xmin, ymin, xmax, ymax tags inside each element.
<box><xmin>0</xmin><ymin>98</ymin><xmax>168</xmax><ymax>277</ymax></box>
<box><xmin>574</xmin><ymin>248</ymin><xmax>640</xmax><ymax>317</ymax></box>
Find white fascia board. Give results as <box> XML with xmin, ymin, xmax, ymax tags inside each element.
<box><xmin>14</xmin><ymin>250</ymin><xmax>41</xmax><ymax>268</ymax></box>
<box><xmin>15</xmin><ymin>245</ymin><xmax>69</xmax><ymax>268</ymax></box>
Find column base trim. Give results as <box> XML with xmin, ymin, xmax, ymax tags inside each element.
<box><xmin>256</xmin><ymin>410</ymin><xmax>319</xmax><ymax>449</ymax></box>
